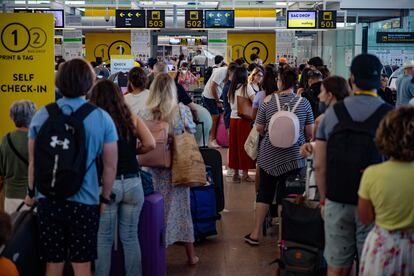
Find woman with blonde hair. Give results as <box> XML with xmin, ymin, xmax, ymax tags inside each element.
<box><xmin>248</xmin><ymin>67</ymin><xmax>264</xmax><ymax>95</ymax></box>
<box><xmin>137</xmin><ymin>73</ymin><xmax>199</xmax><ymax>265</ymax></box>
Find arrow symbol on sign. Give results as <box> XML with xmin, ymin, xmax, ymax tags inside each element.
<box><xmin>120</xmin><ymin>12</ymin><xmax>125</xmax><ymax>17</ymax></box>
<box><xmin>225</xmin><ymin>13</ymin><xmax>230</xmax><ymax>17</ymax></box>
<box><xmin>217</xmin><ymin>13</ymin><xmax>221</xmax><ymax>18</ymax></box>
<box><xmin>136</xmin><ymin>12</ymin><xmax>141</xmax><ymax>17</ymax></box>
<box><xmin>128</xmin><ymin>12</ymin><xmax>133</xmax><ymax>17</ymax></box>
<box><xmin>209</xmin><ymin>13</ymin><xmax>213</xmax><ymax>17</ymax></box>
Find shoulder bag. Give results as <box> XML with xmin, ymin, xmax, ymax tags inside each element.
<box><xmin>237</xmin><ymin>85</ymin><xmax>253</xmax><ymax>121</ymax></box>
<box><xmin>138</xmin><ymin>120</ymin><xmax>171</xmax><ymax>168</ymax></box>
<box><xmin>171</xmin><ymin>109</ymin><xmax>205</xmax><ymax>187</ymax></box>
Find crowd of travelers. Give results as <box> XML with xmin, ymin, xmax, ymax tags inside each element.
<box><xmin>0</xmin><ymin>50</ymin><xmax>413</xmax><ymax>276</ymax></box>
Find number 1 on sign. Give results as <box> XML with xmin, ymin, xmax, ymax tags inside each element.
<box><xmin>12</xmin><ymin>29</ymin><xmax>18</xmax><ymax>46</ymax></box>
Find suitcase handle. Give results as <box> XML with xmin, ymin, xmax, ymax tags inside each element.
<box><xmin>16</xmin><ymin>201</ymin><xmax>37</xmax><ymax>212</ymax></box>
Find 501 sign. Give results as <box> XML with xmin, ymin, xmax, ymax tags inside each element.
<box><xmin>1</xmin><ymin>23</ymin><xmax>47</xmax><ymax>53</ymax></box>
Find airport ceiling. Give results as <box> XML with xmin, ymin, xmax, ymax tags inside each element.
<box><xmin>4</xmin><ymin>0</ymin><xmax>340</xmax><ymax>10</ymax></box>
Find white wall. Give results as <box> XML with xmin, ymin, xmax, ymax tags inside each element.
<box><xmin>341</xmin><ymin>0</ymin><xmax>414</xmax><ymax>9</ymax></box>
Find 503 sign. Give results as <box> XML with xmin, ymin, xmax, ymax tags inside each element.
<box><xmin>147</xmin><ymin>10</ymin><xmax>165</xmax><ymax>28</ymax></box>
<box><xmin>1</xmin><ymin>23</ymin><xmax>47</xmax><ymax>53</ymax></box>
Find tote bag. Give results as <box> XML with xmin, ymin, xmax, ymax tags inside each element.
<box><xmin>244</xmin><ymin>126</ymin><xmax>259</xmax><ymax>160</ymax></box>
<box><xmin>171</xmin><ymin>109</ymin><xmax>205</xmax><ymax>187</ymax></box>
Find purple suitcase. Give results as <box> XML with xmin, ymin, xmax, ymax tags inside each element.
<box><xmin>139</xmin><ymin>192</ymin><xmax>166</xmax><ymax>276</ymax></box>
<box><xmin>110</xmin><ymin>192</ymin><xmax>166</xmax><ymax>276</ymax></box>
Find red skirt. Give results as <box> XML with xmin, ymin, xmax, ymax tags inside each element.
<box><xmin>228</xmin><ymin>118</ymin><xmax>256</xmax><ymax>170</ymax></box>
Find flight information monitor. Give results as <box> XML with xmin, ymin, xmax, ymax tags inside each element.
<box><xmin>205</xmin><ymin>10</ymin><xmax>235</xmax><ymax>28</ymax></box>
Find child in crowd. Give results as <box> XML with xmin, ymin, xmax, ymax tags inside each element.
<box><xmin>358</xmin><ymin>106</ymin><xmax>414</xmax><ymax>275</ymax></box>
<box><xmin>0</xmin><ymin>212</ymin><xmax>19</xmax><ymax>276</ymax></box>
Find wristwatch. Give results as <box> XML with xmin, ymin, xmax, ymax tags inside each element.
<box><xmin>99</xmin><ymin>194</ymin><xmax>111</xmax><ymax>204</ymax></box>
<box><xmin>27</xmin><ymin>187</ymin><xmax>35</xmax><ymax>198</ymax></box>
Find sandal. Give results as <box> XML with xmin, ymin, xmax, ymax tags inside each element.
<box><xmin>188</xmin><ymin>256</ymin><xmax>200</xmax><ymax>265</ymax></box>
<box><xmin>242</xmin><ymin>175</ymin><xmax>255</xmax><ymax>182</ymax></box>
<box><xmin>231</xmin><ymin>175</ymin><xmax>241</xmax><ymax>182</ymax></box>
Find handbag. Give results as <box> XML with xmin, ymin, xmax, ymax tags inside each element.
<box><xmin>237</xmin><ymin>95</ymin><xmax>253</xmax><ymax>121</ymax></box>
<box><xmin>138</xmin><ymin>120</ymin><xmax>171</xmax><ymax>168</ymax></box>
<box><xmin>171</xmin><ymin>109</ymin><xmax>205</xmax><ymax>187</ymax></box>
<box><xmin>244</xmin><ymin>126</ymin><xmax>259</xmax><ymax>160</ymax></box>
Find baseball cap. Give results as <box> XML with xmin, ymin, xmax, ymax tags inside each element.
<box><xmin>350</xmin><ymin>54</ymin><xmax>382</xmax><ymax>90</ymax></box>
<box><xmin>279</xmin><ymin>57</ymin><xmax>287</xmax><ymax>64</ymax></box>
<box><xmin>403</xmin><ymin>60</ymin><xmax>414</xmax><ymax>69</ymax></box>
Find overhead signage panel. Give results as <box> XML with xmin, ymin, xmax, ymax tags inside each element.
<box><xmin>376</xmin><ymin>32</ymin><xmax>414</xmax><ymax>43</ymax></box>
<box><xmin>287</xmin><ymin>11</ymin><xmax>317</xmax><ymax>29</ymax></box>
<box><xmin>185</xmin><ymin>10</ymin><xmax>203</xmax><ymax>28</ymax></box>
<box><xmin>205</xmin><ymin>10</ymin><xmax>235</xmax><ymax>28</ymax></box>
<box><xmin>318</xmin><ymin>10</ymin><xmax>337</xmax><ymax>29</ymax></box>
<box><xmin>115</xmin><ymin>9</ymin><xmax>145</xmax><ymax>28</ymax></box>
<box><xmin>147</xmin><ymin>10</ymin><xmax>165</xmax><ymax>28</ymax></box>
<box><xmin>14</xmin><ymin>9</ymin><xmax>64</xmax><ymax>28</ymax></box>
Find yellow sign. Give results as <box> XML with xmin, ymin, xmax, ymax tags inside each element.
<box><xmin>287</xmin><ymin>11</ymin><xmax>317</xmax><ymax>29</ymax></box>
<box><xmin>85</xmin><ymin>32</ymin><xmax>131</xmax><ymax>62</ymax></box>
<box><xmin>147</xmin><ymin>10</ymin><xmax>165</xmax><ymax>28</ymax></box>
<box><xmin>0</xmin><ymin>13</ymin><xmax>55</xmax><ymax>138</ymax></box>
<box><xmin>227</xmin><ymin>32</ymin><xmax>276</xmax><ymax>64</ymax></box>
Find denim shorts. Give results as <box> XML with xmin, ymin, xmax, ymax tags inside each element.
<box><xmin>37</xmin><ymin>199</ymin><xmax>100</xmax><ymax>263</ymax></box>
<box><xmin>203</xmin><ymin>96</ymin><xmax>222</xmax><ymax>115</ymax></box>
<box><xmin>324</xmin><ymin>199</ymin><xmax>373</xmax><ymax>267</ymax></box>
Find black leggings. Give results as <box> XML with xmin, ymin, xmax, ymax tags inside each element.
<box><xmin>256</xmin><ymin>168</ymin><xmax>300</xmax><ymax>205</ymax></box>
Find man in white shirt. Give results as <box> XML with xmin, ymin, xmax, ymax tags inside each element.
<box><xmin>202</xmin><ymin>65</ymin><xmax>228</xmax><ymax>147</ymax></box>
<box><xmin>191</xmin><ymin>49</ymin><xmax>207</xmax><ymax>66</ymax></box>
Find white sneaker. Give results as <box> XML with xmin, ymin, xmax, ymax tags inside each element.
<box><xmin>226</xmin><ymin>169</ymin><xmax>235</xmax><ymax>177</ymax></box>
<box><xmin>208</xmin><ymin>139</ymin><xmax>220</xmax><ymax>148</ymax></box>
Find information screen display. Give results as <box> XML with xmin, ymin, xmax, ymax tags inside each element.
<box><xmin>318</xmin><ymin>10</ymin><xmax>337</xmax><ymax>29</ymax></box>
<box><xmin>376</xmin><ymin>32</ymin><xmax>414</xmax><ymax>43</ymax></box>
<box><xmin>14</xmin><ymin>9</ymin><xmax>64</xmax><ymax>28</ymax></box>
<box><xmin>115</xmin><ymin>10</ymin><xmax>146</xmax><ymax>28</ymax></box>
<box><xmin>185</xmin><ymin>10</ymin><xmax>203</xmax><ymax>28</ymax></box>
<box><xmin>147</xmin><ymin>10</ymin><xmax>165</xmax><ymax>28</ymax></box>
<box><xmin>205</xmin><ymin>10</ymin><xmax>234</xmax><ymax>28</ymax></box>
<box><xmin>287</xmin><ymin>11</ymin><xmax>316</xmax><ymax>29</ymax></box>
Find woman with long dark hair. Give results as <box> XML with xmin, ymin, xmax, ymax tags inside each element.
<box><xmin>91</xmin><ymin>80</ymin><xmax>155</xmax><ymax>276</ymax></box>
<box><xmin>228</xmin><ymin>66</ymin><xmax>256</xmax><ymax>182</ymax></box>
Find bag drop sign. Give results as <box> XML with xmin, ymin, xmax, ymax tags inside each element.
<box><xmin>110</xmin><ymin>55</ymin><xmax>134</xmax><ymax>75</ymax></box>
<box><xmin>287</xmin><ymin>11</ymin><xmax>317</xmax><ymax>29</ymax></box>
<box><xmin>0</xmin><ymin>13</ymin><xmax>55</xmax><ymax>138</ymax></box>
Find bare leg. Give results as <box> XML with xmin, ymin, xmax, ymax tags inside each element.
<box><xmin>45</xmin><ymin>262</ymin><xmax>64</xmax><ymax>276</ymax></box>
<box><xmin>72</xmin><ymin>262</ymin><xmax>92</xmax><ymax>276</ymax></box>
<box><xmin>249</xmin><ymin>202</ymin><xmax>270</xmax><ymax>240</ymax></box>
<box><xmin>209</xmin><ymin>114</ymin><xmax>219</xmax><ymax>141</ymax></box>
<box><xmin>185</xmin><ymin>242</ymin><xmax>199</xmax><ymax>265</ymax></box>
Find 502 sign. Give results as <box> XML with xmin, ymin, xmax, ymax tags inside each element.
<box><xmin>185</xmin><ymin>10</ymin><xmax>203</xmax><ymax>29</ymax></box>
<box><xmin>1</xmin><ymin>23</ymin><xmax>47</xmax><ymax>53</ymax></box>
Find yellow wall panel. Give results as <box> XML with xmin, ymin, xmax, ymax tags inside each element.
<box><xmin>235</xmin><ymin>9</ymin><xmax>276</xmax><ymax>18</ymax></box>
<box><xmin>85</xmin><ymin>32</ymin><xmax>131</xmax><ymax>62</ymax></box>
<box><xmin>227</xmin><ymin>32</ymin><xmax>275</xmax><ymax>64</ymax></box>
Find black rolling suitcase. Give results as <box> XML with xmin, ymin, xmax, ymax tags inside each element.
<box><xmin>196</xmin><ymin>121</ymin><xmax>225</xmax><ymax>214</ymax></box>
<box><xmin>2</xmin><ymin>203</ymin><xmax>45</xmax><ymax>276</ymax></box>
<box><xmin>199</xmin><ymin>147</ymin><xmax>225</xmax><ymax>213</ymax></box>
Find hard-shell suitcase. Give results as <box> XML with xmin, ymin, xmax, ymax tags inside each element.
<box><xmin>138</xmin><ymin>192</ymin><xmax>166</xmax><ymax>276</ymax></box>
<box><xmin>190</xmin><ymin>166</ymin><xmax>218</xmax><ymax>241</ymax></box>
<box><xmin>2</xmin><ymin>203</ymin><xmax>45</xmax><ymax>276</ymax></box>
<box><xmin>199</xmin><ymin>147</ymin><xmax>225</xmax><ymax>213</ymax></box>
<box><xmin>110</xmin><ymin>192</ymin><xmax>166</xmax><ymax>276</ymax></box>
<box><xmin>216</xmin><ymin>114</ymin><xmax>229</xmax><ymax>147</ymax></box>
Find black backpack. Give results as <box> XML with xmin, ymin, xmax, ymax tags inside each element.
<box><xmin>34</xmin><ymin>102</ymin><xmax>96</xmax><ymax>199</ymax></box>
<box><xmin>326</xmin><ymin>101</ymin><xmax>393</xmax><ymax>205</ymax></box>
<box><xmin>204</xmin><ymin>66</ymin><xmax>214</xmax><ymax>85</ymax></box>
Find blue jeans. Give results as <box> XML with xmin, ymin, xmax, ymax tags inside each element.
<box><xmin>95</xmin><ymin>176</ymin><xmax>145</xmax><ymax>276</ymax></box>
